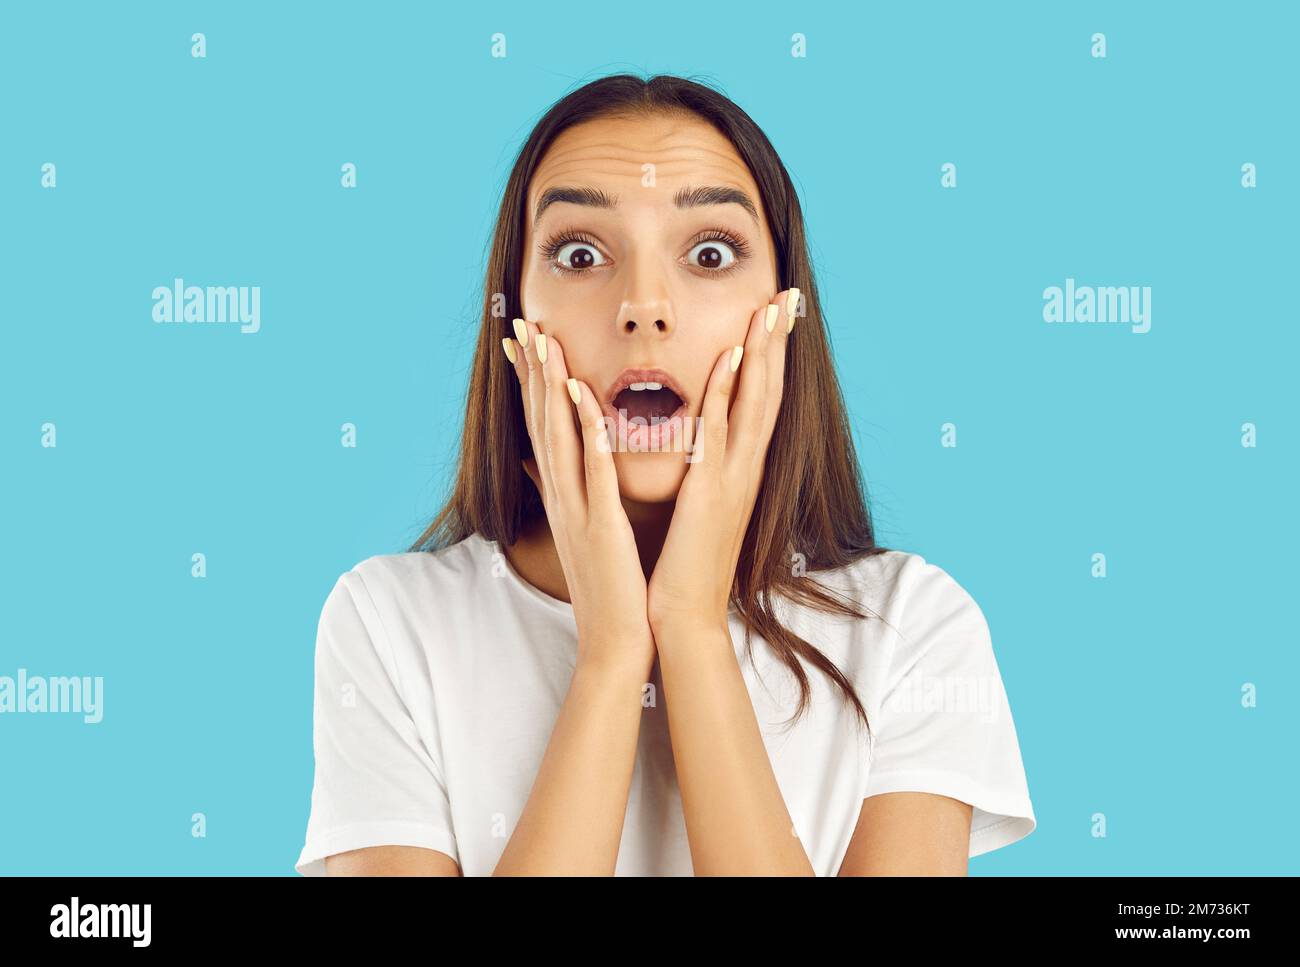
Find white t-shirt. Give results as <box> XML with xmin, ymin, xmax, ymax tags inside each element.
<box><xmin>295</xmin><ymin>532</ymin><xmax>1036</xmax><ymax>875</ymax></box>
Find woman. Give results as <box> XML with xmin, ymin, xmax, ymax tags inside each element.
<box><xmin>295</xmin><ymin>73</ymin><xmax>1036</xmax><ymax>876</ymax></box>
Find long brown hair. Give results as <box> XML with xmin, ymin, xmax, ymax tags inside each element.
<box><xmin>409</xmin><ymin>73</ymin><xmax>887</xmax><ymax>733</ymax></box>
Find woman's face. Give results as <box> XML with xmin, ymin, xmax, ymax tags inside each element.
<box><xmin>520</xmin><ymin>112</ymin><xmax>779</xmax><ymax>506</ymax></box>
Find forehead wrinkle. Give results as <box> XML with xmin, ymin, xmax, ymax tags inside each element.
<box><xmin>530</xmin><ymin>121</ymin><xmax>762</xmax><ymax>214</ymax></box>
<box><xmin>535</xmin><ymin>138</ymin><xmax>754</xmax><ymax>185</ymax></box>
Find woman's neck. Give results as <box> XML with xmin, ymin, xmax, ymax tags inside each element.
<box><xmin>504</xmin><ymin>500</ymin><xmax>674</xmax><ymax>605</ymax></box>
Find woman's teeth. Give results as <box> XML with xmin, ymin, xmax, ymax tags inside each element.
<box><xmin>613</xmin><ymin>385</ymin><xmax>682</xmax><ymax>420</ymax></box>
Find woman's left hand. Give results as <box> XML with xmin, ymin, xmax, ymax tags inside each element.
<box><xmin>646</xmin><ymin>287</ymin><xmax>800</xmax><ymax>635</ymax></box>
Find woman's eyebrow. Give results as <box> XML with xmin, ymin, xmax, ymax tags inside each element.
<box><xmin>533</xmin><ymin>185</ymin><xmax>616</xmax><ymax>226</ymax></box>
<box><xmin>674</xmin><ymin>185</ymin><xmax>760</xmax><ymax>226</ymax></box>
<box><xmin>533</xmin><ymin>184</ymin><xmax>759</xmax><ymax>227</ymax></box>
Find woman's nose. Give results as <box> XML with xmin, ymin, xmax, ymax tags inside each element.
<box><xmin>616</xmin><ymin>260</ymin><xmax>675</xmax><ymax>336</ymax></box>
<box><xmin>618</xmin><ymin>314</ymin><xmax>670</xmax><ymax>335</ymax></box>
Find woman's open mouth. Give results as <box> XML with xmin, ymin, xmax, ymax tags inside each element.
<box><xmin>602</xmin><ymin>367</ymin><xmax>689</xmax><ymax>452</ymax></box>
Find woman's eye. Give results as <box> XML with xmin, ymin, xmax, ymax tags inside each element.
<box><xmin>686</xmin><ymin>239</ymin><xmax>738</xmax><ymax>271</ymax></box>
<box><xmin>553</xmin><ymin>242</ymin><xmax>606</xmax><ymax>271</ymax></box>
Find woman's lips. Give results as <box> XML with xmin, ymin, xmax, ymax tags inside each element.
<box><xmin>601</xmin><ymin>367</ymin><xmax>691</xmax><ymax>453</ymax></box>
<box><xmin>603</xmin><ymin>366</ymin><xmax>690</xmax><ymax>405</ymax></box>
<box><xmin>602</xmin><ymin>398</ymin><xmax>690</xmax><ymax>452</ymax></box>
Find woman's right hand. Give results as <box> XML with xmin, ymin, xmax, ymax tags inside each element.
<box><xmin>503</xmin><ymin>318</ymin><xmax>656</xmax><ymax>681</ymax></box>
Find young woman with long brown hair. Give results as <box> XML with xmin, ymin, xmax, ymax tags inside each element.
<box><xmin>296</xmin><ymin>73</ymin><xmax>1036</xmax><ymax>876</ymax></box>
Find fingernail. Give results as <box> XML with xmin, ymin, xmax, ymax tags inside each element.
<box><xmin>764</xmin><ymin>304</ymin><xmax>779</xmax><ymax>333</ymax></box>
<box><xmin>512</xmin><ymin>317</ymin><xmax>529</xmax><ymax>348</ymax></box>
<box><xmin>501</xmin><ymin>337</ymin><xmax>518</xmax><ymax>364</ymax></box>
<box><xmin>536</xmin><ymin>332</ymin><xmax>548</xmax><ymax>364</ymax></box>
<box><xmin>786</xmin><ymin>287</ymin><xmax>800</xmax><ymax>320</ymax></box>
<box><xmin>729</xmin><ymin>345</ymin><xmax>744</xmax><ymax>372</ymax></box>
<box><xmin>567</xmin><ymin>377</ymin><xmax>581</xmax><ymax>405</ymax></box>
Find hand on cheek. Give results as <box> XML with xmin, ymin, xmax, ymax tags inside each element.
<box><xmin>646</xmin><ymin>288</ymin><xmax>799</xmax><ymax>637</ymax></box>
<box><xmin>503</xmin><ymin>318</ymin><xmax>657</xmax><ymax>679</ymax></box>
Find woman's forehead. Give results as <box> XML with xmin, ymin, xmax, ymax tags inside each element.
<box><xmin>528</xmin><ymin>114</ymin><xmax>761</xmax><ymax>217</ymax></box>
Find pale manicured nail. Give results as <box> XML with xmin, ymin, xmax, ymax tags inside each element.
<box><xmin>501</xmin><ymin>337</ymin><xmax>517</xmax><ymax>364</ymax></box>
<box><xmin>729</xmin><ymin>345</ymin><xmax>744</xmax><ymax>372</ymax></box>
<box><xmin>512</xmin><ymin>317</ymin><xmax>529</xmax><ymax>348</ymax></box>
<box><xmin>536</xmin><ymin>332</ymin><xmax>548</xmax><ymax>364</ymax></box>
<box><xmin>764</xmin><ymin>304</ymin><xmax>779</xmax><ymax>333</ymax></box>
<box><xmin>786</xmin><ymin>287</ymin><xmax>800</xmax><ymax>319</ymax></box>
<box><xmin>567</xmin><ymin>378</ymin><xmax>581</xmax><ymax>406</ymax></box>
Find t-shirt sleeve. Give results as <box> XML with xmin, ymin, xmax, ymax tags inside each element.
<box><xmin>295</xmin><ymin>568</ymin><xmax>459</xmax><ymax>875</ymax></box>
<box><xmin>862</xmin><ymin>560</ymin><xmax>1036</xmax><ymax>858</ymax></box>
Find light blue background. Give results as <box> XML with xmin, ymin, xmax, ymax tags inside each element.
<box><xmin>2</xmin><ymin>1</ymin><xmax>1295</xmax><ymax>875</ymax></box>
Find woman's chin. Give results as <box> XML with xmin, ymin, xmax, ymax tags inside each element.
<box><xmin>612</xmin><ymin>451</ymin><xmax>688</xmax><ymax>504</ymax></box>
